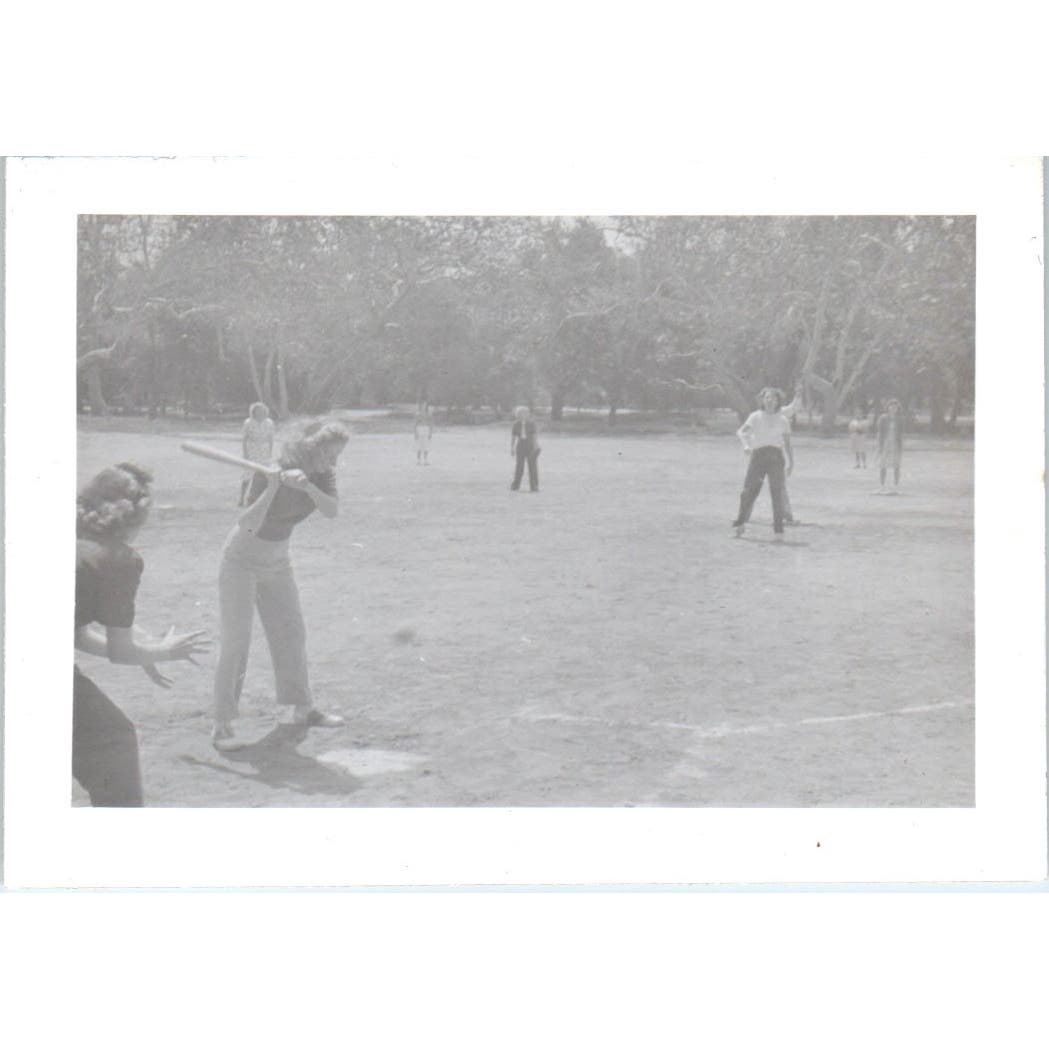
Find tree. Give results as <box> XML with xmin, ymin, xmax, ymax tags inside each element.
<box><xmin>76</xmin><ymin>213</ymin><xmax>973</xmax><ymax>430</ymax></box>
<box><xmin>620</xmin><ymin>215</ymin><xmax>973</xmax><ymax>430</ymax></box>
<box><xmin>516</xmin><ymin>218</ymin><xmax>619</xmax><ymax>419</ymax></box>
<box><xmin>616</xmin><ymin>216</ymin><xmax>808</xmax><ymax>421</ymax></box>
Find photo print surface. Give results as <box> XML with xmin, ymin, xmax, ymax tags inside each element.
<box><xmin>74</xmin><ymin>213</ymin><xmax>975</xmax><ymax>809</ymax></box>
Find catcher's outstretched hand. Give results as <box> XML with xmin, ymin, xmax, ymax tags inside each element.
<box><xmin>161</xmin><ymin>626</ymin><xmax>211</xmax><ymax>664</ymax></box>
<box><xmin>143</xmin><ymin>663</ymin><xmax>172</xmax><ymax>689</ymax></box>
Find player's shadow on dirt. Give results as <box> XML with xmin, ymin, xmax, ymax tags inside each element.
<box><xmin>180</xmin><ymin>724</ymin><xmax>362</xmax><ymax>798</ymax></box>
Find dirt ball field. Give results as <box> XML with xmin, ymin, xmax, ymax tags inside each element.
<box><xmin>75</xmin><ymin>418</ymin><xmax>974</xmax><ymax>807</ymax></box>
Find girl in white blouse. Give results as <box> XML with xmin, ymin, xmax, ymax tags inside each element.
<box><xmin>239</xmin><ymin>402</ymin><xmax>276</xmax><ymax>505</ymax></box>
<box><xmin>732</xmin><ymin>387</ymin><xmax>794</xmax><ymax>540</ymax></box>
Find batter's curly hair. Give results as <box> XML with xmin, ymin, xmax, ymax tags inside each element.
<box><xmin>278</xmin><ymin>418</ymin><xmax>350</xmax><ymax>472</ymax></box>
<box><xmin>77</xmin><ymin>462</ymin><xmax>154</xmax><ymax>541</ymax></box>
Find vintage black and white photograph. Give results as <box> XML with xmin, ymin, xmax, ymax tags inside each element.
<box><xmin>72</xmin><ymin>211</ymin><xmax>976</xmax><ymax>808</ymax></box>
<box><xmin>3</xmin><ymin>17</ymin><xmax>1048</xmax><ymax>1044</ymax></box>
<box><xmin>3</xmin><ymin>156</ymin><xmax>1044</xmax><ymax>888</ymax></box>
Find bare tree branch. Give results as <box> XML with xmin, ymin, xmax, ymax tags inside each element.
<box><xmin>650</xmin><ymin>376</ymin><xmax>724</xmax><ymax>393</ymax></box>
<box><xmin>77</xmin><ymin>343</ymin><xmax>118</xmax><ymax>370</ymax></box>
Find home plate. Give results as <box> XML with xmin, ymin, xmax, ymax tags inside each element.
<box><xmin>316</xmin><ymin>748</ymin><xmax>428</xmax><ymax>777</ymax></box>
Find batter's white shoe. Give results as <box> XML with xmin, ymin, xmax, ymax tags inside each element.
<box><xmin>291</xmin><ymin>707</ymin><xmax>346</xmax><ymax>728</ymax></box>
<box><xmin>211</xmin><ymin>722</ymin><xmax>245</xmax><ymax>752</ymax></box>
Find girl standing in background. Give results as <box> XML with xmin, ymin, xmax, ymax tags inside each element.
<box><xmin>239</xmin><ymin>402</ymin><xmax>276</xmax><ymax>505</ymax></box>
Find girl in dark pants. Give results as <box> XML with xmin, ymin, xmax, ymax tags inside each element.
<box><xmin>510</xmin><ymin>406</ymin><xmax>541</xmax><ymax>491</ymax></box>
<box><xmin>732</xmin><ymin>387</ymin><xmax>794</xmax><ymax>541</ymax></box>
<box><xmin>74</xmin><ymin>462</ymin><xmax>210</xmax><ymax>805</ymax></box>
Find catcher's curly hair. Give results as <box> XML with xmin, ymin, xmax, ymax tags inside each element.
<box><xmin>757</xmin><ymin>387</ymin><xmax>785</xmax><ymax>410</ymax></box>
<box><xmin>77</xmin><ymin>461</ymin><xmax>154</xmax><ymax>541</ymax></box>
<box><xmin>278</xmin><ymin>418</ymin><xmax>350</xmax><ymax>472</ymax></box>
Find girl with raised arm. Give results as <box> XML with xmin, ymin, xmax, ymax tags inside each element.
<box><xmin>732</xmin><ymin>388</ymin><xmax>794</xmax><ymax>542</ymax></box>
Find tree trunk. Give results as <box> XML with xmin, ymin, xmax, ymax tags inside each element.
<box><xmin>608</xmin><ymin>402</ymin><xmax>618</xmax><ymax>425</ymax></box>
<box><xmin>275</xmin><ymin>346</ymin><xmax>290</xmax><ymax>419</ymax></box>
<box><xmin>551</xmin><ymin>389</ymin><xmax>565</xmax><ymax>422</ymax></box>
<box><xmin>216</xmin><ymin>323</ymin><xmax>228</xmax><ymax>365</ymax></box>
<box><xmin>84</xmin><ymin>365</ymin><xmax>108</xmax><ymax>415</ymax></box>
<box><xmin>263</xmin><ymin>346</ymin><xmax>276</xmax><ymax>410</ymax></box>
<box><xmin>801</xmin><ymin>370</ymin><xmax>836</xmax><ymax>435</ymax></box>
<box><xmin>820</xmin><ymin>387</ymin><xmax>841</xmax><ymax>435</ymax></box>
<box><xmin>715</xmin><ymin>372</ymin><xmax>752</xmax><ymax>422</ymax></box>
<box><xmin>929</xmin><ymin>391</ymin><xmax>948</xmax><ymax>434</ymax></box>
<box><xmin>149</xmin><ymin>321</ymin><xmax>162</xmax><ymax>415</ymax></box>
<box><xmin>799</xmin><ymin>275</ymin><xmax>830</xmax><ymax>379</ymax></box>
<box><xmin>244</xmin><ymin>336</ymin><xmax>266</xmax><ymax>405</ymax></box>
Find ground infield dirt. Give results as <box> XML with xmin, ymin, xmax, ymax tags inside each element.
<box><xmin>75</xmin><ymin>419</ymin><xmax>974</xmax><ymax>807</ymax></box>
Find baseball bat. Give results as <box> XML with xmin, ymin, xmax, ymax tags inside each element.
<box><xmin>180</xmin><ymin>441</ymin><xmax>281</xmax><ymax>476</ymax></box>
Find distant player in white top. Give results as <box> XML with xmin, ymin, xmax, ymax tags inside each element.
<box><xmin>848</xmin><ymin>411</ymin><xmax>869</xmax><ymax>469</ymax></box>
<box><xmin>414</xmin><ymin>402</ymin><xmax>434</xmax><ymax>465</ymax></box>
<box><xmin>732</xmin><ymin>387</ymin><xmax>794</xmax><ymax>541</ymax></box>
<box><xmin>239</xmin><ymin>402</ymin><xmax>276</xmax><ymax>505</ymax></box>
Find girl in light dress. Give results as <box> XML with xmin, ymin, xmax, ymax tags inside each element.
<box><xmin>239</xmin><ymin>402</ymin><xmax>276</xmax><ymax>506</ymax></box>
<box><xmin>876</xmin><ymin>398</ymin><xmax>904</xmax><ymax>494</ymax></box>
<box><xmin>848</xmin><ymin>411</ymin><xmax>869</xmax><ymax>468</ymax></box>
<box><xmin>414</xmin><ymin>403</ymin><xmax>434</xmax><ymax>465</ymax></box>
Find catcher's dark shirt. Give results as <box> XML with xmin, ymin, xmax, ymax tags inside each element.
<box><xmin>75</xmin><ymin>539</ymin><xmax>143</xmax><ymax>630</ymax></box>
<box><xmin>246</xmin><ymin>468</ymin><xmax>338</xmax><ymax>541</ymax></box>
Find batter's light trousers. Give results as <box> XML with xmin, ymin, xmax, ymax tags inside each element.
<box><xmin>214</xmin><ymin>530</ymin><xmax>312</xmax><ymax>723</ymax></box>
